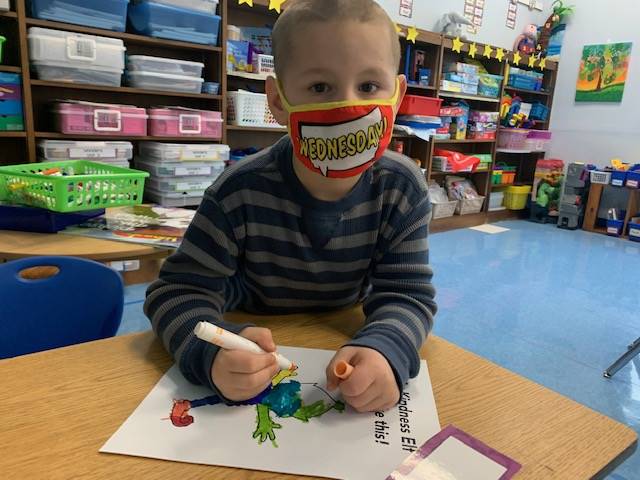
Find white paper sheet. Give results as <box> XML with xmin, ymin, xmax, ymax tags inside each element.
<box><xmin>469</xmin><ymin>224</ymin><xmax>510</xmax><ymax>234</ymax></box>
<box><xmin>101</xmin><ymin>346</ymin><xmax>440</xmax><ymax>480</ymax></box>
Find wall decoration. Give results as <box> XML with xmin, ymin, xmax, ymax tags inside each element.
<box><xmin>506</xmin><ymin>0</ymin><xmax>518</xmax><ymax>30</ymax></box>
<box><xmin>576</xmin><ymin>43</ymin><xmax>633</xmax><ymax>103</ymax></box>
<box><xmin>399</xmin><ymin>0</ymin><xmax>413</xmax><ymax>19</ymax></box>
<box><xmin>464</xmin><ymin>0</ymin><xmax>484</xmax><ymax>35</ymax></box>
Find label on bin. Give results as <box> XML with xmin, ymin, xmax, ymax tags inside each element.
<box><xmin>607</xmin><ymin>226</ymin><xmax>620</xmax><ymax>235</ymax></box>
<box><xmin>69</xmin><ymin>147</ymin><xmax>116</xmax><ymax>159</ymax></box>
<box><xmin>628</xmin><ymin>180</ymin><xmax>639</xmax><ymax>188</ymax></box>
<box><xmin>94</xmin><ymin>110</ymin><xmax>122</xmax><ymax>132</ymax></box>
<box><xmin>179</xmin><ymin>114</ymin><xmax>202</xmax><ymax>135</ymax></box>
<box><xmin>179</xmin><ymin>146</ymin><xmax>216</xmax><ymax>161</ymax></box>
<box><xmin>630</xmin><ymin>228</ymin><xmax>640</xmax><ymax>238</ymax></box>
<box><xmin>175</xmin><ymin>166</ymin><xmax>211</xmax><ymax>176</ymax></box>
<box><xmin>175</xmin><ymin>181</ymin><xmax>210</xmax><ymax>191</ymax></box>
<box><xmin>66</xmin><ymin>37</ymin><xmax>97</xmax><ymax>61</ymax></box>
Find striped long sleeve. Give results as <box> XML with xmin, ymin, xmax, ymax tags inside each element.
<box><xmin>144</xmin><ymin>136</ymin><xmax>437</xmax><ymax>396</ymax></box>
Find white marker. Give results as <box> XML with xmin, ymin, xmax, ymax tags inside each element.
<box><xmin>194</xmin><ymin>322</ymin><xmax>297</xmax><ymax>371</ymax></box>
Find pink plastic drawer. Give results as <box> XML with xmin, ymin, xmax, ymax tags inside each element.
<box><xmin>54</xmin><ymin>101</ymin><xmax>148</xmax><ymax>136</ymax></box>
<box><xmin>148</xmin><ymin>107</ymin><xmax>222</xmax><ymax>139</ymax></box>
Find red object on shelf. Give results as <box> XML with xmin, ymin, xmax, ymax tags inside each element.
<box><xmin>434</xmin><ymin>149</ymin><xmax>481</xmax><ymax>173</ymax></box>
<box><xmin>398</xmin><ymin>95</ymin><xmax>443</xmax><ymax>116</ymax></box>
<box><xmin>468</xmin><ymin>131</ymin><xmax>496</xmax><ymax>140</ymax></box>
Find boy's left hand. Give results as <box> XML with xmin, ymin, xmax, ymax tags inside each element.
<box><xmin>326</xmin><ymin>346</ymin><xmax>399</xmax><ymax>413</ymax></box>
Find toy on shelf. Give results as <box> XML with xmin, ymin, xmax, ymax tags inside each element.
<box><xmin>513</xmin><ymin>24</ymin><xmax>538</xmax><ymax>56</ymax></box>
<box><xmin>537</xmin><ymin>1</ymin><xmax>575</xmax><ymax>58</ymax></box>
<box><xmin>529</xmin><ymin>159</ymin><xmax>564</xmax><ymax>224</ymax></box>
<box><xmin>435</xmin><ymin>12</ymin><xmax>473</xmax><ymax>39</ymax></box>
<box><xmin>557</xmin><ymin>162</ymin><xmax>591</xmax><ymax>230</ymax></box>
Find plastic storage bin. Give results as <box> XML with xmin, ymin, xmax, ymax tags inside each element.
<box><xmin>478</xmin><ymin>74</ymin><xmax>503</xmax><ymax>98</ymax></box>
<box><xmin>128</xmin><ymin>1</ymin><xmax>221</xmax><ymax>45</ymax></box>
<box><xmin>507</xmin><ymin>73</ymin><xmax>539</xmax><ymax>91</ymax></box>
<box><xmin>529</xmin><ymin>102</ymin><xmax>550</xmax><ymax>121</ymax></box>
<box><xmin>145</xmin><ymin>0</ymin><xmax>218</xmax><ymax>14</ymax></box>
<box><xmin>127</xmin><ymin>55</ymin><xmax>204</xmax><ymax>78</ymax></box>
<box><xmin>399</xmin><ymin>95</ymin><xmax>442</xmax><ymax>116</ymax></box>
<box><xmin>227</xmin><ymin>90</ymin><xmax>280</xmax><ymax>128</ymax></box>
<box><xmin>628</xmin><ymin>220</ymin><xmax>640</xmax><ymax>242</ymax></box>
<box><xmin>147</xmin><ymin>176</ymin><xmax>213</xmax><ymax>192</ymax></box>
<box><xmin>0</xmin><ymin>100</ymin><xmax>23</xmax><ymax>115</ymax></box>
<box><xmin>0</xmin><ymin>115</ymin><xmax>24</xmax><ymax>131</ymax></box>
<box><xmin>29</xmin><ymin>0</ymin><xmax>130</xmax><ymax>32</ymax></box>
<box><xmin>145</xmin><ymin>187</ymin><xmax>204</xmax><ymax>207</ymax></box>
<box><xmin>488</xmin><ymin>190</ymin><xmax>506</xmax><ymax>211</ymax></box>
<box><xmin>504</xmin><ymin>185</ymin><xmax>532</xmax><ymax>210</ymax></box>
<box><xmin>610</xmin><ymin>171</ymin><xmax>627</xmax><ymax>187</ymax></box>
<box><xmin>456</xmin><ymin>196</ymin><xmax>485</xmax><ymax>215</ymax></box>
<box><xmin>497</xmin><ymin>128</ymin><xmax>529</xmax><ymax>150</ymax></box>
<box><xmin>0</xmin><ymin>204</ymin><xmax>105</xmax><ymax>233</ymax></box>
<box><xmin>38</xmin><ymin>140</ymin><xmax>133</xmax><ymax>162</ymax></box>
<box><xmin>54</xmin><ymin>101</ymin><xmax>148</xmax><ymax>136</ymax></box>
<box><xmin>626</xmin><ymin>169</ymin><xmax>640</xmax><ymax>188</ymax></box>
<box><xmin>139</xmin><ymin>142</ymin><xmax>229</xmax><ymax>162</ymax></box>
<box><xmin>431</xmin><ymin>200</ymin><xmax>457</xmax><ymax>219</ymax></box>
<box><xmin>148</xmin><ymin>107</ymin><xmax>222</xmax><ymax>138</ymax></box>
<box><xmin>590</xmin><ymin>170</ymin><xmax>612</xmax><ymax>185</ymax></box>
<box><xmin>606</xmin><ymin>219</ymin><xmax>624</xmax><ymax>237</ymax></box>
<box><xmin>0</xmin><ymin>72</ymin><xmax>22</xmax><ymax>100</ymax></box>
<box><xmin>251</xmin><ymin>54</ymin><xmax>274</xmax><ymax>75</ymax></box>
<box><xmin>126</xmin><ymin>71</ymin><xmax>204</xmax><ymax>93</ymax></box>
<box><xmin>524</xmin><ymin>130</ymin><xmax>552</xmax><ymax>152</ymax></box>
<box><xmin>0</xmin><ymin>160</ymin><xmax>148</xmax><ymax>212</ymax></box>
<box><xmin>135</xmin><ymin>157</ymin><xmax>224</xmax><ymax>177</ymax></box>
<box><xmin>33</xmin><ymin>63</ymin><xmax>122</xmax><ymax>86</ymax></box>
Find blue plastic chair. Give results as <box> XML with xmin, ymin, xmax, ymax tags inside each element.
<box><xmin>0</xmin><ymin>256</ymin><xmax>123</xmax><ymax>359</ymax></box>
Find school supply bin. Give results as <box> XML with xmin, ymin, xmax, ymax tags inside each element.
<box><xmin>524</xmin><ymin>130</ymin><xmax>552</xmax><ymax>152</ymax></box>
<box><xmin>626</xmin><ymin>167</ymin><xmax>640</xmax><ymax>188</ymax></box>
<box><xmin>606</xmin><ymin>219</ymin><xmax>624</xmax><ymax>237</ymax></box>
<box><xmin>144</xmin><ymin>0</ymin><xmax>218</xmax><ymax>14</ymax></box>
<box><xmin>38</xmin><ymin>140</ymin><xmax>133</xmax><ymax>168</ymax></box>
<box><xmin>610</xmin><ymin>171</ymin><xmax>627</xmax><ymax>187</ymax></box>
<box><xmin>28</xmin><ymin>27</ymin><xmax>125</xmax><ymax>86</ymax></box>
<box><xmin>628</xmin><ymin>219</ymin><xmax>640</xmax><ymax>242</ymax></box>
<box><xmin>456</xmin><ymin>196</ymin><xmax>485</xmax><ymax>215</ymax></box>
<box><xmin>127</xmin><ymin>55</ymin><xmax>204</xmax><ymax>78</ymax></box>
<box><xmin>398</xmin><ymin>95</ymin><xmax>442</xmax><ymax>117</ymax></box>
<box><xmin>145</xmin><ymin>187</ymin><xmax>204</xmax><ymax>207</ymax></box>
<box><xmin>529</xmin><ymin>102</ymin><xmax>550</xmax><ymax>121</ymax></box>
<box><xmin>148</xmin><ymin>107</ymin><xmax>222</xmax><ymax>138</ymax></box>
<box><xmin>54</xmin><ymin>101</ymin><xmax>148</xmax><ymax>136</ymax></box>
<box><xmin>227</xmin><ymin>90</ymin><xmax>280</xmax><ymax>128</ymax></box>
<box><xmin>126</xmin><ymin>71</ymin><xmax>204</xmax><ymax>93</ymax></box>
<box><xmin>0</xmin><ymin>160</ymin><xmax>148</xmax><ymax>213</ymax></box>
<box><xmin>252</xmin><ymin>54</ymin><xmax>274</xmax><ymax>75</ymax></box>
<box><xmin>503</xmin><ymin>185</ymin><xmax>532</xmax><ymax>210</ymax></box>
<box><xmin>128</xmin><ymin>1</ymin><xmax>221</xmax><ymax>45</ymax></box>
<box><xmin>431</xmin><ymin>200</ymin><xmax>457</xmax><ymax>219</ymax></box>
<box><xmin>497</xmin><ymin>128</ymin><xmax>529</xmax><ymax>150</ymax></box>
<box><xmin>478</xmin><ymin>74</ymin><xmax>503</xmax><ymax>98</ymax></box>
<box><xmin>0</xmin><ymin>203</ymin><xmax>105</xmax><ymax>233</ymax></box>
<box><xmin>135</xmin><ymin>157</ymin><xmax>224</xmax><ymax>177</ymax></box>
<box><xmin>507</xmin><ymin>73</ymin><xmax>539</xmax><ymax>91</ymax></box>
<box><xmin>0</xmin><ymin>100</ymin><xmax>23</xmax><ymax>116</ymax></box>
<box><xmin>488</xmin><ymin>190</ymin><xmax>506</xmax><ymax>211</ymax></box>
<box><xmin>0</xmin><ymin>73</ymin><xmax>22</xmax><ymax>100</ymax></box>
<box><xmin>589</xmin><ymin>170</ymin><xmax>612</xmax><ymax>185</ymax></box>
<box><xmin>139</xmin><ymin>142</ymin><xmax>229</xmax><ymax>162</ymax></box>
<box><xmin>29</xmin><ymin>0</ymin><xmax>130</xmax><ymax>32</ymax></box>
<box><xmin>147</xmin><ymin>176</ymin><xmax>212</xmax><ymax>192</ymax></box>
<box><xmin>0</xmin><ymin>115</ymin><xmax>24</xmax><ymax>131</ymax></box>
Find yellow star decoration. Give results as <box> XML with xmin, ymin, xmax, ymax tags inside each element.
<box><xmin>496</xmin><ymin>48</ymin><xmax>505</xmax><ymax>62</ymax></box>
<box><xmin>512</xmin><ymin>51</ymin><xmax>522</xmax><ymax>65</ymax></box>
<box><xmin>238</xmin><ymin>0</ymin><xmax>253</xmax><ymax>6</ymax></box>
<box><xmin>395</xmin><ymin>23</ymin><xmax>403</xmax><ymax>34</ymax></box>
<box><xmin>452</xmin><ymin>37</ymin><xmax>464</xmax><ymax>54</ymax></box>
<box><xmin>483</xmin><ymin>44</ymin><xmax>494</xmax><ymax>59</ymax></box>
<box><xmin>406</xmin><ymin>26</ymin><xmax>419</xmax><ymax>43</ymax></box>
<box><xmin>538</xmin><ymin>57</ymin><xmax>547</xmax><ymax>70</ymax></box>
<box><xmin>468</xmin><ymin>43</ymin><xmax>478</xmax><ymax>59</ymax></box>
<box><xmin>528</xmin><ymin>55</ymin><xmax>536</xmax><ymax>68</ymax></box>
<box><xmin>268</xmin><ymin>0</ymin><xmax>285</xmax><ymax>13</ymax></box>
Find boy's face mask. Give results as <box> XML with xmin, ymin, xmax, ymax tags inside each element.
<box><xmin>277</xmin><ymin>80</ymin><xmax>400</xmax><ymax>178</ymax></box>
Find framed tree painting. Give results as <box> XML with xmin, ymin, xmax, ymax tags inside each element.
<box><xmin>576</xmin><ymin>42</ymin><xmax>633</xmax><ymax>103</ymax></box>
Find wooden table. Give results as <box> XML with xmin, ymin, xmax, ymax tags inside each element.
<box><xmin>0</xmin><ymin>230</ymin><xmax>170</xmax><ymax>284</ymax></box>
<box><xmin>1</xmin><ymin>308</ymin><xmax>636</xmax><ymax>479</ymax></box>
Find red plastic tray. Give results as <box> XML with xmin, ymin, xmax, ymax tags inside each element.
<box><xmin>399</xmin><ymin>95</ymin><xmax>443</xmax><ymax>116</ymax></box>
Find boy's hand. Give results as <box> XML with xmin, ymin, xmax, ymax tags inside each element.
<box><xmin>210</xmin><ymin>327</ymin><xmax>280</xmax><ymax>402</ymax></box>
<box><xmin>326</xmin><ymin>346</ymin><xmax>400</xmax><ymax>413</ymax></box>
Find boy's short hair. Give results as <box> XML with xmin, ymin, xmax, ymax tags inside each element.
<box><xmin>272</xmin><ymin>0</ymin><xmax>401</xmax><ymax>79</ymax></box>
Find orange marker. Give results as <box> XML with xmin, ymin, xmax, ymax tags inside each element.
<box><xmin>334</xmin><ymin>360</ymin><xmax>354</xmax><ymax>380</ymax></box>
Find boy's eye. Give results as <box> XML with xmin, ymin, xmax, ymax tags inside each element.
<box><xmin>310</xmin><ymin>83</ymin><xmax>330</xmax><ymax>94</ymax></box>
<box><xmin>359</xmin><ymin>82</ymin><xmax>379</xmax><ymax>94</ymax></box>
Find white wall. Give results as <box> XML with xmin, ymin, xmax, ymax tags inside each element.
<box><xmin>376</xmin><ymin>0</ymin><xmax>545</xmax><ymax>50</ymax></box>
<box><xmin>547</xmin><ymin>0</ymin><xmax>640</xmax><ymax>167</ymax></box>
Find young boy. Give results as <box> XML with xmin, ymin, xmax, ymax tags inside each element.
<box><xmin>144</xmin><ymin>0</ymin><xmax>436</xmax><ymax>413</ymax></box>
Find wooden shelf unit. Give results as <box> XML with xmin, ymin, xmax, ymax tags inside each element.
<box><xmin>583</xmin><ymin>183</ymin><xmax>640</xmax><ymax>240</ymax></box>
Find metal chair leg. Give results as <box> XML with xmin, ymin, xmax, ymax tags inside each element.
<box><xmin>603</xmin><ymin>337</ymin><xmax>640</xmax><ymax>378</ymax></box>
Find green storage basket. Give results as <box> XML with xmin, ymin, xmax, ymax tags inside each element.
<box><xmin>0</xmin><ymin>160</ymin><xmax>149</xmax><ymax>213</ymax></box>
<box><xmin>0</xmin><ymin>115</ymin><xmax>24</xmax><ymax>131</ymax></box>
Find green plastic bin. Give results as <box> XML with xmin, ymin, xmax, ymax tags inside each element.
<box><xmin>0</xmin><ymin>160</ymin><xmax>149</xmax><ymax>213</ymax></box>
<box><xmin>0</xmin><ymin>36</ymin><xmax>5</xmax><ymax>63</ymax></box>
<box><xmin>0</xmin><ymin>115</ymin><xmax>24</xmax><ymax>131</ymax></box>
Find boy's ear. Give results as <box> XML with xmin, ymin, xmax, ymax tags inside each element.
<box><xmin>266</xmin><ymin>76</ymin><xmax>289</xmax><ymax>126</ymax></box>
<box><xmin>394</xmin><ymin>74</ymin><xmax>408</xmax><ymax>115</ymax></box>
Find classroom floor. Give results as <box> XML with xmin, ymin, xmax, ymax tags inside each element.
<box><xmin>119</xmin><ymin>220</ymin><xmax>640</xmax><ymax>480</ymax></box>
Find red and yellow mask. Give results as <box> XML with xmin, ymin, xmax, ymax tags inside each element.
<box><xmin>278</xmin><ymin>80</ymin><xmax>400</xmax><ymax>178</ymax></box>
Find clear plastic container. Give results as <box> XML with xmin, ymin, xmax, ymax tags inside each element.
<box><xmin>148</xmin><ymin>107</ymin><xmax>222</xmax><ymax>138</ymax></box>
<box><xmin>38</xmin><ymin>140</ymin><xmax>134</xmax><ymax>161</ymax></box>
<box><xmin>32</xmin><ymin>62</ymin><xmax>123</xmax><ymax>87</ymax></box>
<box><xmin>138</xmin><ymin>142</ymin><xmax>229</xmax><ymax>162</ymax></box>
<box><xmin>147</xmin><ymin>176</ymin><xmax>213</xmax><ymax>192</ymax></box>
<box><xmin>145</xmin><ymin>187</ymin><xmax>205</xmax><ymax>207</ymax></box>
<box><xmin>127</xmin><ymin>55</ymin><xmax>204</xmax><ymax>77</ymax></box>
<box><xmin>28</xmin><ymin>27</ymin><xmax>126</xmax><ymax>71</ymax></box>
<box><xmin>128</xmin><ymin>1</ymin><xmax>221</xmax><ymax>46</ymax></box>
<box><xmin>144</xmin><ymin>0</ymin><xmax>218</xmax><ymax>14</ymax></box>
<box><xmin>126</xmin><ymin>70</ymin><xmax>203</xmax><ymax>93</ymax></box>
<box><xmin>53</xmin><ymin>101</ymin><xmax>148</xmax><ymax>136</ymax></box>
<box><xmin>135</xmin><ymin>157</ymin><xmax>225</xmax><ymax>177</ymax></box>
<box><xmin>29</xmin><ymin>0</ymin><xmax>130</xmax><ymax>32</ymax></box>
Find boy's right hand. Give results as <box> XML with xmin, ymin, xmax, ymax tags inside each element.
<box><xmin>210</xmin><ymin>327</ymin><xmax>279</xmax><ymax>402</ymax></box>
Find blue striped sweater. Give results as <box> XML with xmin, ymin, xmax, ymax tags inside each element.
<box><xmin>144</xmin><ymin>136</ymin><xmax>437</xmax><ymax>399</ymax></box>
